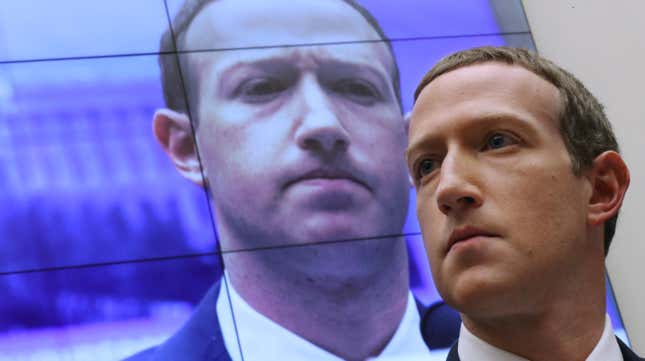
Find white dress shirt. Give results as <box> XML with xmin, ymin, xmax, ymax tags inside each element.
<box><xmin>216</xmin><ymin>273</ymin><xmax>449</xmax><ymax>361</ymax></box>
<box><xmin>457</xmin><ymin>314</ymin><xmax>622</xmax><ymax>361</ymax></box>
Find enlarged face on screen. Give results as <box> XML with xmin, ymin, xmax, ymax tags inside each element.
<box><xmin>183</xmin><ymin>0</ymin><xmax>410</xmax><ymax>251</ymax></box>
<box><xmin>407</xmin><ymin>63</ymin><xmax>595</xmax><ymax>317</ymax></box>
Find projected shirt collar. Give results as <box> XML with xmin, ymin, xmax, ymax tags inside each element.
<box><xmin>216</xmin><ymin>272</ymin><xmax>443</xmax><ymax>361</ymax></box>
<box><xmin>457</xmin><ymin>314</ymin><xmax>622</xmax><ymax>361</ymax></box>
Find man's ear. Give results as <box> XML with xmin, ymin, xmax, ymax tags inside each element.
<box><xmin>587</xmin><ymin>151</ymin><xmax>630</xmax><ymax>226</ymax></box>
<box><xmin>153</xmin><ymin>108</ymin><xmax>204</xmax><ymax>186</ymax></box>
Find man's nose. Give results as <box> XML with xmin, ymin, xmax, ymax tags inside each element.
<box><xmin>435</xmin><ymin>151</ymin><xmax>483</xmax><ymax>215</ymax></box>
<box><xmin>294</xmin><ymin>76</ymin><xmax>350</xmax><ymax>154</ymax></box>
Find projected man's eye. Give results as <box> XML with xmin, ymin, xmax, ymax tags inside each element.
<box><xmin>332</xmin><ymin>79</ymin><xmax>381</xmax><ymax>105</ymax></box>
<box><xmin>236</xmin><ymin>77</ymin><xmax>288</xmax><ymax>103</ymax></box>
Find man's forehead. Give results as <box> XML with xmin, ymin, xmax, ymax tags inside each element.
<box><xmin>411</xmin><ymin>63</ymin><xmax>560</xmax><ymax>123</ymax></box>
<box><xmin>184</xmin><ymin>0</ymin><xmax>383</xmax><ymax>51</ymax></box>
<box><xmin>189</xmin><ymin>44</ymin><xmax>393</xmax><ymax>83</ymax></box>
<box><xmin>408</xmin><ymin>63</ymin><xmax>561</xmax><ymax>147</ymax></box>
<box><xmin>182</xmin><ymin>0</ymin><xmax>396</xmax><ymax>94</ymax></box>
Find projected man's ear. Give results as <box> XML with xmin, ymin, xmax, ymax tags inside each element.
<box><xmin>153</xmin><ymin>108</ymin><xmax>204</xmax><ymax>186</ymax></box>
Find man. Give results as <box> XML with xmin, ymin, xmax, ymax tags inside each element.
<box><xmin>126</xmin><ymin>0</ymin><xmax>458</xmax><ymax>360</ymax></box>
<box><xmin>406</xmin><ymin>46</ymin><xmax>641</xmax><ymax>360</ymax></box>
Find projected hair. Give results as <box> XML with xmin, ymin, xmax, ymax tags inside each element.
<box><xmin>158</xmin><ymin>0</ymin><xmax>402</xmax><ymax>126</ymax></box>
<box><xmin>415</xmin><ymin>46</ymin><xmax>620</xmax><ymax>255</ymax></box>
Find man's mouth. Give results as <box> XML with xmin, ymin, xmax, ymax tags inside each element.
<box><xmin>446</xmin><ymin>226</ymin><xmax>498</xmax><ymax>254</ymax></box>
<box><xmin>285</xmin><ymin>168</ymin><xmax>369</xmax><ymax>190</ymax></box>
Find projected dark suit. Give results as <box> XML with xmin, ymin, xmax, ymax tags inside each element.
<box><xmin>125</xmin><ymin>281</ymin><xmax>460</xmax><ymax>361</ymax></box>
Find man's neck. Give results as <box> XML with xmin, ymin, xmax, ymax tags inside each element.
<box><xmin>462</xmin><ymin>275</ymin><xmax>607</xmax><ymax>361</ymax></box>
<box><xmin>223</xmin><ymin>238</ymin><xmax>410</xmax><ymax>361</ymax></box>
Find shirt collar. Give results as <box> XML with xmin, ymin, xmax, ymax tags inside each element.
<box><xmin>458</xmin><ymin>314</ymin><xmax>622</xmax><ymax>361</ymax></box>
<box><xmin>217</xmin><ymin>273</ymin><xmax>446</xmax><ymax>361</ymax></box>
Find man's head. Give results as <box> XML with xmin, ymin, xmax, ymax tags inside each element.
<box><xmin>406</xmin><ymin>47</ymin><xmax>629</xmax><ymax>317</ymax></box>
<box><xmin>416</xmin><ymin>46</ymin><xmax>623</xmax><ymax>254</ymax></box>
<box><xmin>153</xmin><ymin>0</ymin><xmax>410</xmax><ymax>276</ymax></box>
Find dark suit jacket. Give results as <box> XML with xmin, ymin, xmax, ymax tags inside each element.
<box><xmin>125</xmin><ymin>280</ymin><xmax>461</xmax><ymax>361</ymax></box>
<box><xmin>445</xmin><ymin>336</ymin><xmax>644</xmax><ymax>361</ymax></box>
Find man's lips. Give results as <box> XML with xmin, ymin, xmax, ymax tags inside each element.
<box><xmin>446</xmin><ymin>226</ymin><xmax>499</xmax><ymax>253</ymax></box>
<box><xmin>285</xmin><ymin>168</ymin><xmax>369</xmax><ymax>190</ymax></box>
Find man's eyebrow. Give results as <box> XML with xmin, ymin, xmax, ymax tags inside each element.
<box><xmin>324</xmin><ymin>55</ymin><xmax>394</xmax><ymax>82</ymax></box>
<box><xmin>215</xmin><ymin>58</ymin><xmax>298</xmax><ymax>96</ymax></box>
<box><xmin>472</xmin><ymin>113</ymin><xmax>535</xmax><ymax>126</ymax></box>
<box><xmin>317</xmin><ymin>59</ymin><xmax>393</xmax><ymax>97</ymax></box>
<box><xmin>469</xmin><ymin>113</ymin><xmax>541</xmax><ymax>139</ymax></box>
<box><xmin>219</xmin><ymin>58</ymin><xmax>295</xmax><ymax>79</ymax></box>
<box><xmin>319</xmin><ymin>58</ymin><xmax>388</xmax><ymax>76</ymax></box>
<box><xmin>219</xmin><ymin>51</ymin><xmax>390</xmax><ymax>77</ymax></box>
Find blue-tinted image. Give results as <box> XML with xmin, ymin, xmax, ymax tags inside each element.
<box><xmin>0</xmin><ymin>256</ymin><xmax>222</xmax><ymax>360</ymax></box>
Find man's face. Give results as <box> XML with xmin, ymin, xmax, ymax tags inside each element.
<box><xmin>407</xmin><ymin>63</ymin><xmax>595</xmax><ymax>317</ymax></box>
<box><xmin>184</xmin><ymin>0</ymin><xmax>409</xmax><ymax>252</ymax></box>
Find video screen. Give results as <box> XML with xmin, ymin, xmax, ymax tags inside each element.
<box><xmin>0</xmin><ymin>0</ymin><xmax>628</xmax><ymax>360</ymax></box>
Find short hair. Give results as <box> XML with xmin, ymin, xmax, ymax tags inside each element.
<box><xmin>159</xmin><ymin>0</ymin><xmax>402</xmax><ymax>126</ymax></box>
<box><xmin>414</xmin><ymin>46</ymin><xmax>620</xmax><ymax>255</ymax></box>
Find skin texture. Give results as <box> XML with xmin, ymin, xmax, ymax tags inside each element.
<box><xmin>153</xmin><ymin>0</ymin><xmax>411</xmax><ymax>359</ymax></box>
<box><xmin>407</xmin><ymin>62</ymin><xmax>629</xmax><ymax>361</ymax></box>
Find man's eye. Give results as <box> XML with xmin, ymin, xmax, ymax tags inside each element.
<box><xmin>332</xmin><ymin>79</ymin><xmax>380</xmax><ymax>105</ymax></box>
<box><xmin>236</xmin><ymin>77</ymin><xmax>287</xmax><ymax>103</ymax></box>
<box><xmin>416</xmin><ymin>158</ymin><xmax>439</xmax><ymax>180</ymax></box>
<box><xmin>482</xmin><ymin>132</ymin><xmax>518</xmax><ymax>151</ymax></box>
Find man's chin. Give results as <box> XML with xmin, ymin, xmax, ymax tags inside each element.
<box><xmin>292</xmin><ymin>213</ymin><xmax>399</xmax><ymax>244</ymax></box>
<box><xmin>440</xmin><ymin>270</ymin><xmax>522</xmax><ymax>318</ymax></box>
<box><xmin>279</xmin><ymin>232</ymin><xmax>405</xmax><ymax>280</ymax></box>
<box><xmin>296</xmin><ymin>224</ymin><xmax>364</xmax><ymax>244</ymax></box>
